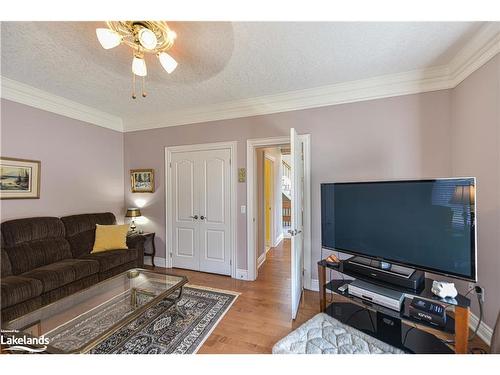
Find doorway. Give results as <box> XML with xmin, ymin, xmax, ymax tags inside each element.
<box><xmin>247</xmin><ymin>133</ymin><xmax>312</xmax><ymax>320</ymax></box>
<box><xmin>256</xmin><ymin>147</ymin><xmax>284</xmax><ymax>270</ymax></box>
<box><xmin>165</xmin><ymin>141</ymin><xmax>237</xmax><ymax>278</ymax></box>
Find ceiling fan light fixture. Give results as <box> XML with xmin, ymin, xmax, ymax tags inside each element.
<box><xmin>158</xmin><ymin>52</ymin><xmax>178</xmax><ymax>74</ymax></box>
<box><xmin>97</xmin><ymin>21</ymin><xmax>177</xmax><ymax>98</ymax></box>
<box><xmin>96</xmin><ymin>28</ymin><xmax>122</xmax><ymax>49</ymax></box>
<box><xmin>138</xmin><ymin>27</ymin><xmax>158</xmax><ymax>50</ymax></box>
<box><xmin>166</xmin><ymin>30</ymin><xmax>177</xmax><ymax>43</ymax></box>
<box><xmin>132</xmin><ymin>54</ymin><xmax>147</xmax><ymax>77</ymax></box>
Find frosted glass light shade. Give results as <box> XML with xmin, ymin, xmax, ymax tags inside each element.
<box><xmin>166</xmin><ymin>30</ymin><xmax>177</xmax><ymax>43</ymax></box>
<box><xmin>158</xmin><ymin>52</ymin><xmax>178</xmax><ymax>74</ymax></box>
<box><xmin>132</xmin><ymin>56</ymin><xmax>147</xmax><ymax>77</ymax></box>
<box><xmin>96</xmin><ymin>28</ymin><xmax>122</xmax><ymax>49</ymax></box>
<box><xmin>138</xmin><ymin>28</ymin><xmax>157</xmax><ymax>50</ymax></box>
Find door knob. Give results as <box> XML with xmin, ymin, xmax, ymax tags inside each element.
<box><xmin>200</xmin><ymin>215</ymin><xmax>206</xmax><ymax>220</ymax></box>
<box><xmin>190</xmin><ymin>215</ymin><xmax>198</xmax><ymax>220</ymax></box>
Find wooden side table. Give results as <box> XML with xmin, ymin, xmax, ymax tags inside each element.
<box><xmin>139</xmin><ymin>232</ymin><xmax>156</xmax><ymax>267</ymax></box>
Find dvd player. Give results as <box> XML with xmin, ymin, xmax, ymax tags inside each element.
<box><xmin>348</xmin><ymin>279</ymin><xmax>404</xmax><ymax>311</ymax></box>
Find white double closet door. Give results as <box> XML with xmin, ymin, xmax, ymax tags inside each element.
<box><xmin>170</xmin><ymin>148</ymin><xmax>232</xmax><ymax>275</ymax></box>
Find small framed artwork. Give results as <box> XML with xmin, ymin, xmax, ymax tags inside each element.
<box><xmin>131</xmin><ymin>169</ymin><xmax>155</xmax><ymax>193</ymax></box>
<box><xmin>0</xmin><ymin>157</ymin><xmax>41</xmax><ymax>199</ymax></box>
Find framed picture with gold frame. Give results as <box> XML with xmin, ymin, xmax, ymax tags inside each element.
<box><xmin>130</xmin><ymin>169</ymin><xmax>154</xmax><ymax>193</ymax></box>
<box><xmin>0</xmin><ymin>157</ymin><xmax>41</xmax><ymax>199</ymax></box>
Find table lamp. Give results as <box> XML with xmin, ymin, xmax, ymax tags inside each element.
<box><xmin>125</xmin><ymin>208</ymin><xmax>142</xmax><ymax>233</ymax></box>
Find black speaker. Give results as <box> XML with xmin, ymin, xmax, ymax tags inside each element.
<box><xmin>343</xmin><ymin>257</ymin><xmax>425</xmax><ymax>291</ymax></box>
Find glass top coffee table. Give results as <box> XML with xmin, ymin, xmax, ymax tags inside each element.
<box><xmin>3</xmin><ymin>269</ymin><xmax>188</xmax><ymax>353</ymax></box>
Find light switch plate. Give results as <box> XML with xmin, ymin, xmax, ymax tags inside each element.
<box><xmin>240</xmin><ymin>205</ymin><xmax>246</xmax><ymax>214</ymax></box>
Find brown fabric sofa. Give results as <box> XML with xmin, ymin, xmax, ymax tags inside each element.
<box><xmin>0</xmin><ymin>212</ymin><xmax>146</xmax><ymax>323</ymax></box>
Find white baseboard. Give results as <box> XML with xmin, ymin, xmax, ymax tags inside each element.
<box><xmin>470</xmin><ymin>311</ymin><xmax>493</xmax><ymax>346</ymax></box>
<box><xmin>273</xmin><ymin>233</ymin><xmax>284</xmax><ymax>247</ymax></box>
<box><xmin>236</xmin><ymin>268</ymin><xmax>249</xmax><ymax>280</ymax></box>
<box><xmin>308</xmin><ymin>278</ymin><xmax>493</xmax><ymax>346</ymax></box>
<box><xmin>308</xmin><ymin>278</ymin><xmax>319</xmax><ymax>292</ymax></box>
<box><xmin>143</xmin><ymin>256</ymin><xmax>167</xmax><ymax>268</ymax></box>
<box><xmin>258</xmin><ymin>252</ymin><xmax>266</xmax><ymax>268</ymax></box>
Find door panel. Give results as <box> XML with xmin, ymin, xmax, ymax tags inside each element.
<box><xmin>291</xmin><ymin>128</ymin><xmax>304</xmax><ymax>320</ymax></box>
<box><xmin>205</xmin><ymin>229</ymin><xmax>225</xmax><ymax>260</ymax></box>
<box><xmin>171</xmin><ymin>153</ymin><xmax>199</xmax><ymax>271</ymax></box>
<box><xmin>175</xmin><ymin>160</ymin><xmax>195</xmax><ymax>221</ymax></box>
<box><xmin>205</xmin><ymin>157</ymin><xmax>225</xmax><ymax>224</ymax></box>
<box><xmin>176</xmin><ymin>228</ymin><xmax>195</xmax><ymax>257</ymax></box>
<box><xmin>198</xmin><ymin>149</ymin><xmax>232</xmax><ymax>275</ymax></box>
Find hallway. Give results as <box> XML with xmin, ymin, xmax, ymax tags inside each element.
<box><xmin>149</xmin><ymin>239</ymin><xmax>319</xmax><ymax>353</ymax></box>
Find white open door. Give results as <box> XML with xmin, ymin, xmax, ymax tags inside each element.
<box><xmin>290</xmin><ymin>128</ymin><xmax>304</xmax><ymax>320</ymax></box>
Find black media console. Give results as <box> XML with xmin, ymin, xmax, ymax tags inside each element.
<box><xmin>318</xmin><ymin>259</ymin><xmax>472</xmax><ymax>354</ymax></box>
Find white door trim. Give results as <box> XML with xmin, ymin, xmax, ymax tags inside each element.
<box><xmin>165</xmin><ymin>141</ymin><xmax>238</xmax><ymax>278</ymax></box>
<box><xmin>246</xmin><ymin>135</ymin><xmax>311</xmax><ymax>285</ymax></box>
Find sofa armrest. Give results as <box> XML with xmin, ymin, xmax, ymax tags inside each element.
<box><xmin>126</xmin><ymin>234</ymin><xmax>146</xmax><ymax>267</ymax></box>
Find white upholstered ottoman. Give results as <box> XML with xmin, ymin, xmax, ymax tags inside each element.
<box><xmin>272</xmin><ymin>313</ymin><xmax>405</xmax><ymax>354</ymax></box>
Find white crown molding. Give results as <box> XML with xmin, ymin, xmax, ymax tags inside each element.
<box><xmin>449</xmin><ymin>22</ymin><xmax>500</xmax><ymax>87</ymax></box>
<box><xmin>2</xmin><ymin>24</ymin><xmax>499</xmax><ymax>133</ymax></box>
<box><xmin>0</xmin><ymin>77</ymin><xmax>123</xmax><ymax>132</ymax></box>
<box><xmin>123</xmin><ymin>23</ymin><xmax>500</xmax><ymax>132</ymax></box>
<box><xmin>124</xmin><ymin>65</ymin><xmax>453</xmax><ymax>131</ymax></box>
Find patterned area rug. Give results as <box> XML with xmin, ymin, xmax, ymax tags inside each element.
<box><xmin>46</xmin><ymin>285</ymin><xmax>238</xmax><ymax>354</ymax></box>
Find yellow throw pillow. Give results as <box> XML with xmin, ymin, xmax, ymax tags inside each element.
<box><xmin>92</xmin><ymin>224</ymin><xmax>129</xmax><ymax>253</ymax></box>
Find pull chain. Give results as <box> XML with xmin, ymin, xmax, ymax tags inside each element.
<box><xmin>132</xmin><ymin>72</ymin><xmax>137</xmax><ymax>99</ymax></box>
<box><xmin>142</xmin><ymin>76</ymin><xmax>147</xmax><ymax>98</ymax></box>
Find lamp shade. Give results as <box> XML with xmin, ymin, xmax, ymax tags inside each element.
<box><xmin>96</xmin><ymin>28</ymin><xmax>122</xmax><ymax>50</ymax></box>
<box><xmin>158</xmin><ymin>52</ymin><xmax>178</xmax><ymax>74</ymax></box>
<box><xmin>132</xmin><ymin>55</ymin><xmax>147</xmax><ymax>77</ymax></box>
<box><xmin>126</xmin><ymin>208</ymin><xmax>142</xmax><ymax>218</ymax></box>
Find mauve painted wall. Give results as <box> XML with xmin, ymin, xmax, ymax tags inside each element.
<box><xmin>1</xmin><ymin>99</ymin><xmax>124</xmax><ymax>222</ymax></box>
<box><xmin>124</xmin><ymin>90</ymin><xmax>452</xmax><ymax>274</ymax></box>
<box><xmin>451</xmin><ymin>55</ymin><xmax>500</xmax><ymax>328</ymax></box>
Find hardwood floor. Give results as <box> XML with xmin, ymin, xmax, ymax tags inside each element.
<box><xmin>148</xmin><ymin>239</ymin><xmax>319</xmax><ymax>353</ymax></box>
<box><xmin>148</xmin><ymin>239</ymin><xmax>489</xmax><ymax>354</ymax></box>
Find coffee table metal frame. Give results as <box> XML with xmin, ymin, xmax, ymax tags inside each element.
<box><xmin>3</xmin><ymin>269</ymin><xmax>188</xmax><ymax>354</ymax></box>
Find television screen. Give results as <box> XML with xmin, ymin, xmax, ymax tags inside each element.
<box><xmin>321</xmin><ymin>178</ymin><xmax>476</xmax><ymax>281</ymax></box>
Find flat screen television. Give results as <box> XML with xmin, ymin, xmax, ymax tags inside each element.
<box><xmin>321</xmin><ymin>178</ymin><xmax>476</xmax><ymax>281</ymax></box>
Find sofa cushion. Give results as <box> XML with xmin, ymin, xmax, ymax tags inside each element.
<box><xmin>92</xmin><ymin>224</ymin><xmax>129</xmax><ymax>253</ymax></box>
<box><xmin>1</xmin><ymin>275</ymin><xmax>43</xmax><ymax>308</ymax></box>
<box><xmin>2</xmin><ymin>297</ymin><xmax>42</xmax><ymax>323</ymax></box>
<box><xmin>1</xmin><ymin>217</ymin><xmax>65</xmax><ymax>247</ymax></box>
<box><xmin>21</xmin><ymin>258</ymin><xmax>99</xmax><ymax>293</ymax></box>
<box><xmin>1</xmin><ymin>217</ymin><xmax>73</xmax><ymax>275</ymax></box>
<box><xmin>81</xmin><ymin>248</ymin><xmax>139</xmax><ymax>273</ymax></box>
<box><xmin>61</xmin><ymin>213</ymin><xmax>116</xmax><ymax>258</ymax></box>
<box><xmin>41</xmin><ymin>274</ymin><xmax>99</xmax><ymax>305</ymax></box>
<box><xmin>1</xmin><ymin>248</ymin><xmax>13</xmax><ymax>277</ymax></box>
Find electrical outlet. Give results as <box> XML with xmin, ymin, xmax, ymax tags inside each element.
<box><xmin>475</xmin><ymin>286</ymin><xmax>485</xmax><ymax>303</ymax></box>
<box><xmin>468</xmin><ymin>282</ymin><xmax>475</xmax><ymax>291</ymax></box>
